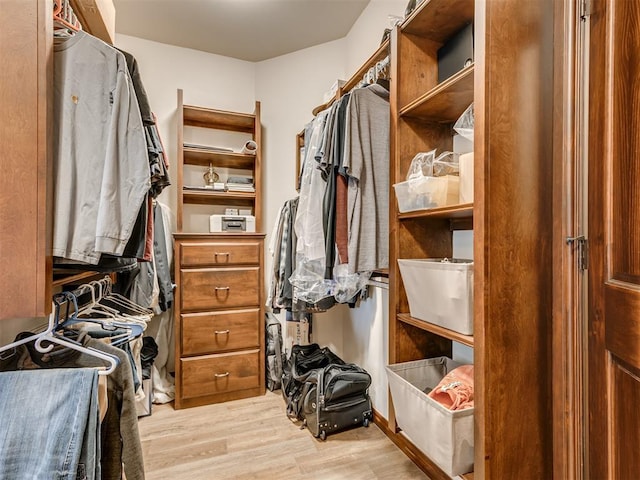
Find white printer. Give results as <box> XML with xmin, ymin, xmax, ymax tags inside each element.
<box><xmin>209</xmin><ymin>214</ymin><xmax>256</xmax><ymax>233</ymax></box>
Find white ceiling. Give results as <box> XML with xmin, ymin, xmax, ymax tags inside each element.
<box><xmin>113</xmin><ymin>0</ymin><xmax>371</xmax><ymax>62</ymax></box>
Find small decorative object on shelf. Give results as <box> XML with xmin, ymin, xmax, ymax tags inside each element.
<box><xmin>203</xmin><ymin>162</ymin><xmax>219</xmax><ymax>187</ymax></box>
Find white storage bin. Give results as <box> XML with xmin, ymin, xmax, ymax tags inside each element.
<box><xmin>386</xmin><ymin>357</ymin><xmax>474</xmax><ymax>478</ymax></box>
<box><xmin>398</xmin><ymin>258</ymin><xmax>473</xmax><ymax>335</ymax></box>
<box><xmin>393</xmin><ymin>175</ymin><xmax>460</xmax><ymax>213</ymax></box>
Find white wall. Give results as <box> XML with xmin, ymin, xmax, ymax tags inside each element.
<box><xmin>115</xmin><ymin>34</ymin><xmax>257</xmax><ymax>220</ymax></box>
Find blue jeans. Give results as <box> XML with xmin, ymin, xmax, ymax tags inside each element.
<box><xmin>0</xmin><ymin>368</ymin><xmax>100</xmax><ymax>480</ymax></box>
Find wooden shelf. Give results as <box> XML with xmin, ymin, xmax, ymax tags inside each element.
<box><xmin>183</xmin><ymin>105</ymin><xmax>255</xmax><ymax>132</ymax></box>
<box><xmin>400</xmin><ymin>64</ymin><xmax>474</xmax><ymax>122</ymax></box>
<box><xmin>183</xmin><ymin>190</ymin><xmax>256</xmax><ymax>206</ymax></box>
<box><xmin>402</xmin><ymin>0</ymin><xmax>474</xmax><ymax>43</ymax></box>
<box><xmin>311</xmin><ymin>39</ymin><xmax>390</xmax><ymax>116</ymax></box>
<box><xmin>398</xmin><ymin>203</ymin><xmax>473</xmax><ymax>220</ymax></box>
<box><xmin>398</xmin><ymin>313</ymin><xmax>474</xmax><ymax>347</ymax></box>
<box><xmin>52</xmin><ymin>271</ymin><xmax>103</xmax><ymax>288</ymax></box>
<box><xmin>183</xmin><ymin>146</ymin><xmax>255</xmax><ymax>169</ymax></box>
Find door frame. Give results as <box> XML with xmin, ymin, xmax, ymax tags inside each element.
<box><xmin>552</xmin><ymin>0</ymin><xmax>589</xmax><ymax>478</ymax></box>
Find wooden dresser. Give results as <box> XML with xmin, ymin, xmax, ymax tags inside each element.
<box><xmin>174</xmin><ymin>233</ymin><xmax>265</xmax><ymax>409</ymax></box>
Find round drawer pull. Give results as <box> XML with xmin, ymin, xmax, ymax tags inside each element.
<box><xmin>214</xmin><ymin>329</ymin><xmax>230</xmax><ymax>335</ymax></box>
<box><xmin>214</xmin><ymin>372</ymin><xmax>230</xmax><ymax>378</ymax></box>
<box><xmin>214</xmin><ymin>286</ymin><xmax>230</xmax><ymax>291</ymax></box>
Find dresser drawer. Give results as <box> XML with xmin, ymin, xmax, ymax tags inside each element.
<box><xmin>181</xmin><ymin>309</ymin><xmax>260</xmax><ymax>356</ymax></box>
<box><xmin>181</xmin><ymin>267</ymin><xmax>259</xmax><ymax>311</ymax></box>
<box><xmin>181</xmin><ymin>242</ymin><xmax>260</xmax><ymax>267</ymax></box>
<box><xmin>181</xmin><ymin>350</ymin><xmax>260</xmax><ymax>399</ymax></box>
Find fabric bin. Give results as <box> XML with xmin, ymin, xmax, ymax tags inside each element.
<box><xmin>398</xmin><ymin>258</ymin><xmax>473</xmax><ymax>335</ymax></box>
<box><xmin>386</xmin><ymin>357</ymin><xmax>474</xmax><ymax>477</ymax></box>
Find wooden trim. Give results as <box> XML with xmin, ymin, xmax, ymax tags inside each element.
<box><xmin>397</xmin><ymin>313</ymin><xmax>474</xmax><ymax>347</ymax></box>
<box><xmin>552</xmin><ymin>0</ymin><xmax>586</xmax><ymax>479</ymax></box>
<box><xmin>177</xmin><ymin>89</ymin><xmax>185</xmax><ymax>232</ymax></box>
<box><xmin>253</xmin><ymin>100</ymin><xmax>262</xmax><ymax>232</ymax></box>
<box><xmin>398</xmin><ymin>203</ymin><xmax>473</xmax><ymax>220</ymax></box>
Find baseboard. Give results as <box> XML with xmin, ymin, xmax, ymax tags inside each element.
<box><xmin>372</xmin><ymin>408</ymin><xmax>458</xmax><ymax>480</ymax></box>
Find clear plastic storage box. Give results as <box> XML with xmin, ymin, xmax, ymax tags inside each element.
<box><xmin>397</xmin><ymin>258</ymin><xmax>473</xmax><ymax>334</ymax></box>
<box><xmin>393</xmin><ymin>175</ymin><xmax>460</xmax><ymax>213</ymax></box>
<box><xmin>386</xmin><ymin>357</ymin><xmax>474</xmax><ymax>477</ymax></box>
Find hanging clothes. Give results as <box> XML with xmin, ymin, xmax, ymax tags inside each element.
<box><xmin>0</xmin><ymin>368</ymin><xmax>100</xmax><ymax>480</ymax></box>
<box><xmin>343</xmin><ymin>83</ymin><xmax>390</xmax><ymax>274</ymax></box>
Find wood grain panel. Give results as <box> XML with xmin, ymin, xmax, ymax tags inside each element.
<box><xmin>612</xmin><ymin>359</ymin><xmax>640</xmax><ymax>479</ymax></box>
<box><xmin>252</xmin><ymin>101</ymin><xmax>262</xmax><ymax>231</ymax></box>
<box><xmin>181</xmin><ymin>241</ymin><xmax>260</xmax><ymax>267</ymax></box>
<box><xmin>401</xmin><ymin>64</ymin><xmax>474</xmax><ymax>122</ymax></box>
<box><xmin>611</xmin><ymin>0</ymin><xmax>640</xmax><ymax>285</ymax></box>
<box><xmin>183</xmin><ymin>147</ymin><xmax>255</xmax><ymax>169</ymax></box>
<box><xmin>181</xmin><ymin>350</ymin><xmax>260</xmax><ymax>399</ymax></box>
<box><xmin>181</xmin><ymin>309</ymin><xmax>260</xmax><ymax>356</ymax></box>
<box><xmin>605</xmin><ymin>283</ymin><xmax>640</xmax><ymax>367</ymax></box>
<box><xmin>181</xmin><ymin>267</ymin><xmax>259</xmax><ymax>311</ymax></box>
<box><xmin>397</xmin><ymin>33</ymin><xmax>439</xmax><ymax>109</ymax></box>
<box><xmin>177</xmin><ymin>89</ymin><xmax>185</xmax><ymax>231</ymax></box>
<box><xmin>0</xmin><ymin>0</ymin><xmax>52</xmax><ymax>320</ymax></box>
<box><xmin>183</xmin><ymin>105</ymin><xmax>255</xmax><ymax>132</ymax></box>
<box><xmin>403</xmin><ymin>0</ymin><xmax>474</xmax><ymax>43</ymax></box>
<box><xmin>474</xmin><ymin>0</ymin><xmax>554</xmax><ymax>477</ymax></box>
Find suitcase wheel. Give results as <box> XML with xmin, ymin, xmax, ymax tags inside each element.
<box><xmin>319</xmin><ymin>430</ymin><xmax>327</xmax><ymax>441</ymax></box>
<box><xmin>363</xmin><ymin>418</ymin><xmax>370</xmax><ymax>428</ymax></box>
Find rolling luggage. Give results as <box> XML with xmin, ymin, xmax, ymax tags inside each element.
<box><xmin>283</xmin><ymin>343</ymin><xmax>372</xmax><ymax>440</ymax></box>
<box><xmin>300</xmin><ymin>362</ymin><xmax>372</xmax><ymax>440</ymax></box>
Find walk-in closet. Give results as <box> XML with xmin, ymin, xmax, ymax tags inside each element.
<box><xmin>1</xmin><ymin>0</ymin><xmax>639</xmax><ymax>479</ymax></box>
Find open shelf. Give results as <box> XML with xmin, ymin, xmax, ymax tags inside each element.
<box><xmin>400</xmin><ymin>64</ymin><xmax>474</xmax><ymax>122</ymax></box>
<box><xmin>398</xmin><ymin>313</ymin><xmax>474</xmax><ymax>347</ymax></box>
<box><xmin>398</xmin><ymin>203</ymin><xmax>473</xmax><ymax>221</ymax></box>
<box><xmin>183</xmin><ymin>190</ymin><xmax>256</xmax><ymax>206</ymax></box>
<box><xmin>402</xmin><ymin>0</ymin><xmax>474</xmax><ymax>43</ymax></box>
<box><xmin>52</xmin><ymin>270</ymin><xmax>103</xmax><ymax>288</ymax></box>
<box><xmin>183</xmin><ymin>105</ymin><xmax>255</xmax><ymax>132</ymax></box>
<box><xmin>183</xmin><ymin>146</ymin><xmax>256</xmax><ymax>169</ymax></box>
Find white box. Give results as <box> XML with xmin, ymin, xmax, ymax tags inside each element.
<box><xmin>209</xmin><ymin>214</ymin><xmax>255</xmax><ymax>233</ymax></box>
<box><xmin>459</xmin><ymin>152</ymin><xmax>474</xmax><ymax>203</ymax></box>
<box><xmin>398</xmin><ymin>258</ymin><xmax>473</xmax><ymax>334</ymax></box>
<box><xmin>393</xmin><ymin>175</ymin><xmax>460</xmax><ymax>213</ymax></box>
<box><xmin>386</xmin><ymin>357</ymin><xmax>474</xmax><ymax>477</ymax></box>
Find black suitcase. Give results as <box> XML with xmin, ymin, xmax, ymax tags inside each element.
<box><xmin>300</xmin><ymin>362</ymin><xmax>373</xmax><ymax>440</ymax></box>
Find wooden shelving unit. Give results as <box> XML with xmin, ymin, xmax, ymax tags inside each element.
<box><xmin>387</xmin><ymin>0</ymin><xmax>554</xmax><ymax>478</ymax></box>
<box><xmin>174</xmin><ymin>90</ymin><xmax>266</xmax><ymax>410</ymax></box>
<box><xmin>177</xmin><ymin>89</ymin><xmax>262</xmax><ymax>232</ymax></box>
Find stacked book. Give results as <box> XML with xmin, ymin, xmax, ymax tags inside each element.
<box><xmin>226</xmin><ymin>176</ymin><xmax>255</xmax><ymax>193</ymax></box>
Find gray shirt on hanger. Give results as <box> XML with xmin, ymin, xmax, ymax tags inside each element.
<box><xmin>343</xmin><ymin>83</ymin><xmax>390</xmax><ymax>274</ymax></box>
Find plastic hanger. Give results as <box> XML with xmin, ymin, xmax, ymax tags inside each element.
<box><xmin>0</xmin><ymin>300</ymin><xmax>119</xmax><ymax>376</ymax></box>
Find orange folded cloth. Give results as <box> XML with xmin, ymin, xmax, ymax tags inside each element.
<box><xmin>428</xmin><ymin>364</ymin><xmax>474</xmax><ymax>410</ymax></box>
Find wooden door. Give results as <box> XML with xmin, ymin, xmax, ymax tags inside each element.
<box><xmin>588</xmin><ymin>0</ymin><xmax>640</xmax><ymax>477</ymax></box>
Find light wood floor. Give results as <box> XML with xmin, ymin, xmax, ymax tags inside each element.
<box><xmin>138</xmin><ymin>391</ymin><xmax>429</xmax><ymax>480</ymax></box>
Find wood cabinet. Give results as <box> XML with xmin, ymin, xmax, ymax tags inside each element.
<box><xmin>174</xmin><ymin>234</ymin><xmax>265</xmax><ymax>409</ymax></box>
<box><xmin>174</xmin><ymin>92</ymin><xmax>265</xmax><ymax>409</ymax></box>
<box><xmin>0</xmin><ymin>0</ymin><xmax>53</xmax><ymax>321</ymax></box>
<box><xmin>387</xmin><ymin>0</ymin><xmax>554</xmax><ymax>478</ymax></box>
